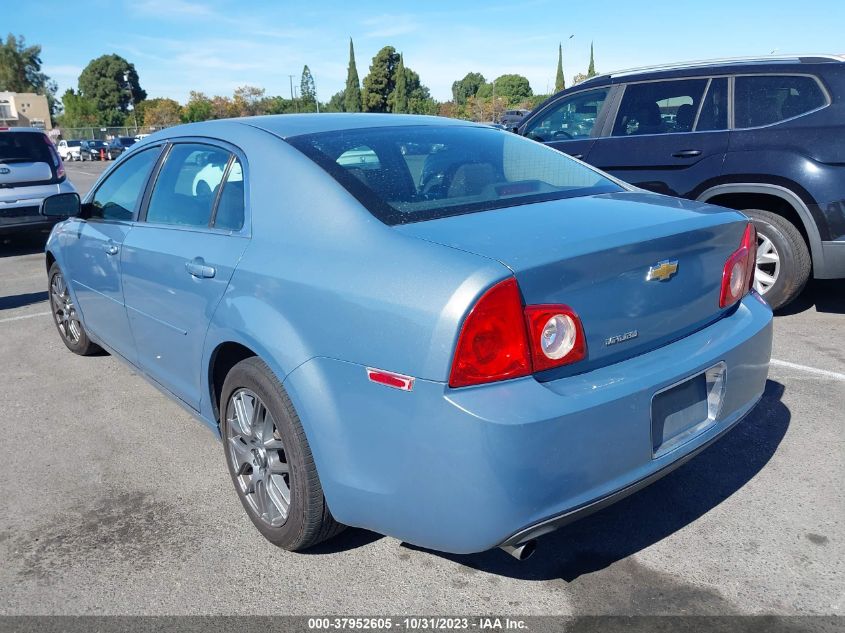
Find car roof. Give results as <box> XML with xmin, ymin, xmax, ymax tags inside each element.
<box><xmin>159</xmin><ymin>113</ymin><xmax>484</xmax><ymax>141</ymax></box>
<box><xmin>572</xmin><ymin>54</ymin><xmax>845</xmax><ymax>88</ymax></box>
<box><xmin>0</xmin><ymin>127</ymin><xmax>47</xmax><ymax>134</ymax></box>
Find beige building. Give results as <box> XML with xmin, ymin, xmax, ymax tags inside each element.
<box><xmin>0</xmin><ymin>92</ymin><xmax>52</xmax><ymax>130</ymax></box>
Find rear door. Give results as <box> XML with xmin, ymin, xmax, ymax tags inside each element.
<box><xmin>121</xmin><ymin>141</ymin><xmax>248</xmax><ymax>409</ymax></box>
<box><xmin>587</xmin><ymin>77</ymin><xmax>729</xmax><ymax>197</ymax></box>
<box><xmin>61</xmin><ymin>146</ymin><xmax>162</xmax><ymax>362</ymax></box>
<box><xmin>521</xmin><ymin>86</ymin><xmax>613</xmax><ymax>161</ymax></box>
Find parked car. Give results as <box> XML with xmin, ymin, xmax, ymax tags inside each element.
<box><xmin>80</xmin><ymin>139</ymin><xmax>109</xmax><ymax>161</ymax></box>
<box><xmin>0</xmin><ymin>127</ymin><xmax>75</xmax><ymax>237</ymax></box>
<box><xmin>41</xmin><ymin>114</ymin><xmax>772</xmax><ymax>558</ymax></box>
<box><xmin>500</xmin><ymin>109</ymin><xmax>529</xmax><ymax>129</ymax></box>
<box><xmin>57</xmin><ymin>139</ymin><xmax>83</xmax><ymax>162</ymax></box>
<box><xmin>519</xmin><ymin>54</ymin><xmax>845</xmax><ymax>309</ymax></box>
<box><xmin>106</xmin><ymin>136</ymin><xmax>138</xmax><ymax>160</ymax></box>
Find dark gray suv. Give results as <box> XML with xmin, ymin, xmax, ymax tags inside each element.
<box><xmin>519</xmin><ymin>55</ymin><xmax>845</xmax><ymax>309</ymax></box>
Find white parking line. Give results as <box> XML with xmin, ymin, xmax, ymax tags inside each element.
<box><xmin>770</xmin><ymin>358</ymin><xmax>845</xmax><ymax>381</ymax></box>
<box><xmin>0</xmin><ymin>311</ymin><xmax>51</xmax><ymax>324</ymax></box>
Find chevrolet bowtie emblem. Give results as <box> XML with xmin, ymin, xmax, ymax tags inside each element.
<box><xmin>646</xmin><ymin>259</ymin><xmax>679</xmax><ymax>282</ymax></box>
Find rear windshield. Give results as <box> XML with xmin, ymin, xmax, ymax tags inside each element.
<box><xmin>67</xmin><ymin>140</ymin><xmax>81</xmax><ymax>147</ymax></box>
<box><xmin>287</xmin><ymin>125</ymin><xmax>622</xmax><ymax>224</ymax></box>
<box><xmin>119</xmin><ymin>137</ymin><xmax>137</xmax><ymax>147</ymax></box>
<box><xmin>0</xmin><ymin>132</ymin><xmax>53</xmax><ymax>164</ymax></box>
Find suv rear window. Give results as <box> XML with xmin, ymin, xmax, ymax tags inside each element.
<box><xmin>734</xmin><ymin>75</ymin><xmax>827</xmax><ymax>128</ymax></box>
<box><xmin>0</xmin><ymin>132</ymin><xmax>53</xmax><ymax>165</ymax></box>
<box><xmin>287</xmin><ymin>125</ymin><xmax>622</xmax><ymax>225</ymax></box>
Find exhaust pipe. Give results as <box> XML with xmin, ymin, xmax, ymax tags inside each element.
<box><xmin>500</xmin><ymin>540</ymin><xmax>536</xmax><ymax>561</ymax></box>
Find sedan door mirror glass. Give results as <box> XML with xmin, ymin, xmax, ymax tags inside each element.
<box><xmin>41</xmin><ymin>192</ymin><xmax>81</xmax><ymax>217</ymax></box>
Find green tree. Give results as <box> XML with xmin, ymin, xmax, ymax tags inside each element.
<box><xmin>344</xmin><ymin>38</ymin><xmax>362</xmax><ymax>112</ymax></box>
<box><xmin>362</xmin><ymin>46</ymin><xmax>399</xmax><ymax>112</ymax></box>
<box><xmin>141</xmin><ymin>98</ymin><xmax>182</xmax><ymax>127</ymax></box>
<box><xmin>259</xmin><ymin>95</ymin><xmax>297</xmax><ymax>115</ymax></box>
<box><xmin>0</xmin><ymin>34</ymin><xmax>58</xmax><ymax>116</ymax></box>
<box><xmin>233</xmin><ymin>85</ymin><xmax>266</xmax><ymax>116</ymax></box>
<box><xmin>451</xmin><ymin>72</ymin><xmax>485</xmax><ymax>105</ymax></box>
<box><xmin>182</xmin><ymin>91</ymin><xmax>213</xmax><ymax>122</ymax></box>
<box><xmin>300</xmin><ymin>65</ymin><xmax>317</xmax><ymax>111</ymax></box>
<box><xmin>78</xmin><ymin>54</ymin><xmax>146</xmax><ymax>126</ymax></box>
<box><xmin>326</xmin><ymin>90</ymin><xmax>346</xmax><ymax>112</ymax></box>
<box><xmin>391</xmin><ymin>54</ymin><xmax>408</xmax><ymax>114</ymax></box>
<box><xmin>56</xmin><ymin>89</ymin><xmax>98</xmax><ymax>129</ymax></box>
<box><xmin>555</xmin><ymin>44</ymin><xmax>565</xmax><ymax>92</ymax></box>
<box><xmin>487</xmin><ymin>74</ymin><xmax>533</xmax><ymax>105</ymax></box>
<box><xmin>587</xmin><ymin>42</ymin><xmax>597</xmax><ymax>77</ymax></box>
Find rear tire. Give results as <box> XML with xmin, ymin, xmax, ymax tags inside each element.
<box><xmin>48</xmin><ymin>262</ymin><xmax>101</xmax><ymax>355</ymax></box>
<box><xmin>220</xmin><ymin>357</ymin><xmax>344</xmax><ymax>551</ymax></box>
<box><xmin>743</xmin><ymin>209</ymin><xmax>811</xmax><ymax>310</ymax></box>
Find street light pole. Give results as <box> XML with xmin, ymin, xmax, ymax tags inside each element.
<box><xmin>124</xmin><ymin>71</ymin><xmax>138</xmax><ymax>131</ymax></box>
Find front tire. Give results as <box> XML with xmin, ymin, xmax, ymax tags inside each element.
<box><xmin>48</xmin><ymin>262</ymin><xmax>101</xmax><ymax>355</ymax></box>
<box><xmin>743</xmin><ymin>209</ymin><xmax>811</xmax><ymax>310</ymax></box>
<box><xmin>220</xmin><ymin>357</ymin><xmax>344</xmax><ymax>551</ymax></box>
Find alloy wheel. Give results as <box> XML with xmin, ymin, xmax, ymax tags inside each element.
<box><xmin>50</xmin><ymin>272</ymin><xmax>82</xmax><ymax>344</ymax></box>
<box><xmin>754</xmin><ymin>231</ymin><xmax>780</xmax><ymax>295</ymax></box>
<box><xmin>226</xmin><ymin>388</ymin><xmax>291</xmax><ymax>527</ymax></box>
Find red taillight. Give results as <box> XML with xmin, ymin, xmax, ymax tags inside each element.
<box><xmin>449</xmin><ymin>278</ymin><xmax>532</xmax><ymax>388</ymax></box>
<box><xmin>524</xmin><ymin>305</ymin><xmax>586</xmax><ymax>372</ymax></box>
<box><xmin>720</xmin><ymin>223</ymin><xmax>757</xmax><ymax>308</ymax></box>
<box><xmin>449</xmin><ymin>278</ymin><xmax>587</xmax><ymax>388</ymax></box>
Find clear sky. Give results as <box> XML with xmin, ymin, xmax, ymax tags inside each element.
<box><xmin>9</xmin><ymin>0</ymin><xmax>845</xmax><ymax>104</ymax></box>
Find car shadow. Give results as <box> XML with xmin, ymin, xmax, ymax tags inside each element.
<box><xmin>0</xmin><ymin>291</ymin><xmax>48</xmax><ymax>311</ymax></box>
<box><xmin>400</xmin><ymin>379</ymin><xmax>789</xmax><ymax>581</ymax></box>
<box><xmin>0</xmin><ymin>232</ymin><xmax>49</xmax><ymax>258</ymax></box>
<box><xmin>775</xmin><ymin>279</ymin><xmax>845</xmax><ymax>316</ymax></box>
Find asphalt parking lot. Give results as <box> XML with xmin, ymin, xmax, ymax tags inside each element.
<box><xmin>0</xmin><ymin>160</ymin><xmax>842</xmax><ymax>616</ymax></box>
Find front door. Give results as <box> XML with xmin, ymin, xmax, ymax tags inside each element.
<box><xmin>121</xmin><ymin>143</ymin><xmax>248</xmax><ymax>408</ymax></box>
<box><xmin>61</xmin><ymin>147</ymin><xmax>161</xmax><ymax>362</ymax></box>
<box><xmin>587</xmin><ymin>77</ymin><xmax>729</xmax><ymax>198</ymax></box>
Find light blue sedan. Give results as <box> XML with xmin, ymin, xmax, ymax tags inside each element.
<box><xmin>41</xmin><ymin>114</ymin><xmax>773</xmax><ymax>559</ymax></box>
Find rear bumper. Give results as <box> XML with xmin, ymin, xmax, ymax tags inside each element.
<box><xmin>0</xmin><ymin>181</ymin><xmax>75</xmax><ymax>235</ymax></box>
<box><xmin>283</xmin><ymin>294</ymin><xmax>773</xmax><ymax>554</ymax></box>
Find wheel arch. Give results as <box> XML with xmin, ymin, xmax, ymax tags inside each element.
<box><xmin>697</xmin><ymin>183</ymin><xmax>824</xmax><ymax>275</ymax></box>
<box><xmin>46</xmin><ymin>250</ymin><xmax>56</xmax><ymax>273</ymax></box>
<box><xmin>207</xmin><ymin>340</ymin><xmax>259</xmax><ymax>426</ymax></box>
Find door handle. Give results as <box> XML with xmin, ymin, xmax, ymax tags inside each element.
<box><xmin>185</xmin><ymin>257</ymin><xmax>216</xmax><ymax>279</ymax></box>
<box><xmin>672</xmin><ymin>149</ymin><xmax>702</xmax><ymax>158</ymax></box>
<box><xmin>103</xmin><ymin>243</ymin><xmax>119</xmax><ymax>255</ymax></box>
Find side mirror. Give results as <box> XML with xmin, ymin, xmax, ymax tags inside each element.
<box><xmin>41</xmin><ymin>192</ymin><xmax>81</xmax><ymax>218</ymax></box>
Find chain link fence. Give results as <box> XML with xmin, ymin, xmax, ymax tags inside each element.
<box><xmin>49</xmin><ymin>124</ymin><xmax>176</xmax><ymax>141</ymax></box>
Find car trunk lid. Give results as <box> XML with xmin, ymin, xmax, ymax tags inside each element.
<box><xmin>395</xmin><ymin>191</ymin><xmax>749</xmax><ymax>377</ymax></box>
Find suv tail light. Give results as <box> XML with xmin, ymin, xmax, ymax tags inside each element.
<box><xmin>449</xmin><ymin>278</ymin><xmax>587</xmax><ymax>388</ymax></box>
<box><xmin>719</xmin><ymin>223</ymin><xmax>757</xmax><ymax>308</ymax></box>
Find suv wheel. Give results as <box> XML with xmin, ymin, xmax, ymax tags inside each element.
<box><xmin>743</xmin><ymin>209</ymin><xmax>811</xmax><ymax>310</ymax></box>
<box><xmin>220</xmin><ymin>357</ymin><xmax>344</xmax><ymax>550</ymax></box>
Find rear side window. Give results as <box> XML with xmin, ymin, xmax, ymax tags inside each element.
<box><xmin>734</xmin><ymin>75</ymin><xmax>826</xmax><ymax>128</ymax></box>
<box><xmin>146</xmin><ymin>144</ymin><xmax>231</xmax><ymax>228</ymax></box>
<box><xmin>287</xmin><ymin>125</ymin><xmax>622</xmax><ymax>225</ymax></box>
<box><xmin>0</xmin><ymin>132</ymin><xmax>53</xmax><ymax>164</ymax></box>
<box><xmin>213</xmin><ymin>157</ymin><xmax>245</xmax><ymax>231</ymax></box>
<box><xmin>696</xmin><ymin>78</ymin><xmax>728</xmax><ymax>131</ymax></box>
<box><xmin>612</xmin><ymin>79</ymin><xmax>708</xmax><ymax>136</ymax></box>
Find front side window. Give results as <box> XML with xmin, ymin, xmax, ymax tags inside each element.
<box><xmin>612</xmin><ymin>79</ymin><xmax>708</xmax><ymax>136</ymax></box>
<box><xmin>146</xmin><ymin>144</ymin><xmax>231</xmax><ymax>227</ymax></box>
<box><xmin>89</xmin><ymin>147</ymin><xmax>160</xmax><ymax>221</ymax></box>
<box><xmin>523</xmin><ymin>88</ymin><xmax>609</xmax><ymax>142</ymax></box>
<box><xmin>734</xmin><ymin>75</ymin><xmax>826</xmax><ymax>128</ymax></box>
<box><xmin>288</xmin><ymin>125</ymin><xmax>622</xmax><ymax>225</ymax></box>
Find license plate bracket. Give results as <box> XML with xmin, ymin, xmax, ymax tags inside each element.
<box><xmin>651</xmin><ymin>362</ymin><xmax>726</xmax><ymax>458</ymax></box>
